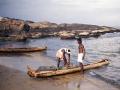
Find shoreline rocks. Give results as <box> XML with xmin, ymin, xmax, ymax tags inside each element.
<box><xmin>0</xmin><ymin>35</ymin><xmax>27</xmax><ymax>41</ymax></box>
<box><xmin>0</xmin><ymin>16</ymin><xmax>120</xmax><ymax>40</ymax></box>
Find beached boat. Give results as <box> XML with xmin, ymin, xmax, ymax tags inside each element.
<box><xmin>27</xmin><ymin>59</ymin><xmax>109</xmax><ymax>78</ymax></box>
<box><xmin>0</xmin><ymin>47</ymin><xmax>47</xmax><ymax>53</ymax></box>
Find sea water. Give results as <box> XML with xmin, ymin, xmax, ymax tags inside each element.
<box><xmin>0</xmin><ymin>32</ymin><xmax>120</xmax><ymax>87</ymax></box>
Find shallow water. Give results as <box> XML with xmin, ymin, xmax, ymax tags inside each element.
<box><xmin>0</xmin><ymin>32</ymin><xmax>120</xmax><ymax>88</ymax></box>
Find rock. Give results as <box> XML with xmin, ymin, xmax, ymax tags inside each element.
<box><xmin>0</xmin><ymin>35</ymin><xmax>27</xmax><ymax>41</ymax></box>
<box><xmin>58</xmin><ymin>23</ymin><xmax>103</xmax><ymax>31</ymax></box>
<box><xmin>0</xmin><ymin>17</ymin><xmax>25</xmax><ymax>36</ymax></box>
<box><xmin>0</xmin><ymin>16</ymin><xmax>3</xmax><ymax>21</ymax></box>
<box><xmin>0</xmin><ymin>17</ymin><xmax>31</xmax><ymax>40</ymax></box>
<box><xmin>0</xmin><ymin>16</ymin><xmax>120</xmax><ymax>40</ymax></box>
<box><xmin>30</xmin><ymin>33</ymin><xmax>43</xmax><ymax>38</ymax></box>
<box><xmin>79</xmin><ymin>31</ymin><xmax>90</xmax><ymax>38</ymax></box>
<box><xmin>30</xmin><ymin>32</ymin><xmax>53</xmax><ymax>39</ymax></box>
<box><xmin>29</xmin><ymin>21</ymin><xmax>58</xmax><ymax>29</ymax></box>
<box><xmin>59</xmin><ymin>31</ymin><xmax>75</xmax><ymax>39</ymax></box>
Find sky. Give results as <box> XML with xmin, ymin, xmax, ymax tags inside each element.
<box><xmin>0</xmin><ymin>0</ymin><xmax>120</xmax><ymax>26</ymax></box>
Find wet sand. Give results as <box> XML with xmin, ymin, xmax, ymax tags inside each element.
<box><xmin>0</xmin><ymin>64</ymin><xmax>119</xmax><ymax>90</ymax></box>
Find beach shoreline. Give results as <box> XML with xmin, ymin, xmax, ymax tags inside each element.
<box><xmin>0</xmin><ymin>64</ymin><xmax>119</xmax><ymax>90</ymax></box>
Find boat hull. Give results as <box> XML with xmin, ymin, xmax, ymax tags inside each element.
<box><xmin>0</xmin><ymin>47</ymin><xmax>47</xmax><ymax>53</ymax></box>
<box><xmin>27</xmin><ymin>59</ymin><xmax>109</xmax><ymax>78</ymax></box>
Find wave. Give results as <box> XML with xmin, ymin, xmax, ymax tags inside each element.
<box><xmin>89</xmin><ymin>71</ymin><xmax>120</xmax><ymax>88</ymax></box>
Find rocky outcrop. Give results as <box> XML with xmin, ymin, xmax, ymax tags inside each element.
<box><xmin>0</xmin><ymin>17</ymin><xmax>30</xmax><ymax>40</ymax></box>
<box><xmin>0</xmin><ymin>16</ymin><xmax>120</xmax><ymax>40</ymax></box>
<box><xmin>59</xmin><ymin>26</ymin><xmax>120</xmax><ymax>39</ymax></box>
<box><xmin>0</xmin><ymin>17</ymin><xmax>25</xmax><ymax>36</ymax></box>
<box><xmin>57</xmin><ymin>23</ymin><xmax>103</xmax><ymax>31</ymax></box>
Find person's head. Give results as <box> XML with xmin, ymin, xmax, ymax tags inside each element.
<box><xmin>75</xmin><ymin>35</ymin><xmax>82</xmax><ymax>44</ymax></box>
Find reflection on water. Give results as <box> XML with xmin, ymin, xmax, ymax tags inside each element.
<box><xmin>0</xmin><ymin>32</ymin><xmax>120</xmax><ymax>88</ymax></box>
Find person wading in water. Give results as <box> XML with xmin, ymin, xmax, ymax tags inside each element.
<box><xmin>76</xmin><ymin>36</ymin><xmax>85</xmax><ymax>74</ymax></box>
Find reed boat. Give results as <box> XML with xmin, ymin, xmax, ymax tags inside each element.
<box><xmin>27</xmin><ymin>59</ymin><xmax>109</xmax><ymax>78</ymax></box>
<box><xmin>0</xmin><ymin>46</ymin><xmax>47</xmax><ymax>53</ymax></box>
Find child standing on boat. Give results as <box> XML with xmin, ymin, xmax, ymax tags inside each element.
<box><xmin>76</xmin><ymin>36</ymin><xmax>85</xmax><ymax>73</ymax></box>
<box><xmin>56</xmin><ymin>48</ymin><xmax>71</xmax><ymax>68</ymax></box>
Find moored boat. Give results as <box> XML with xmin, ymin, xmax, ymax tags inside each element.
<box><xmin>0</xmin><ymin>46</ymin><xmax>47</xmax><ymax>53</ymax></box>
<box><xmin>27</xmin><ymin>59</ymin><xmax>109</xmax><ymax>78</ymax></box>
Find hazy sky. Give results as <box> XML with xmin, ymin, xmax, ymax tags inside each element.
<box><xmin>0</xmin><ymin>0</ymin><xmax>120</xmax><ymax>26</ymax></box>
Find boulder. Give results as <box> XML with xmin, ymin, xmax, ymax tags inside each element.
<box><xmin>78</xmin><ymin>31</ymin><xmax>90</xmax><ymax>38</ymax></box>
<box><xmin>59</xmin><ymin>31</ymin><xmax>75</xmax><ymax>39</ymax></box>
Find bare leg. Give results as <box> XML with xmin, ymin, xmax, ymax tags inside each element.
<box><xmin>63</xmin><ymin>58</ymin><xmax>67</xmax><ymax>67</ymax></box>
<box><xmin>67</xmin><ymin>54</ymin><xmax>70</xmax><ymax>67</ymax></box>
<box><xmin>79</xmin><ymin>62</ymin><xmax>84</xmax><ymax>74</ymax></box>
<box><xmin>57</xmin><ymin>58</ymin><xmax>60</xmax><ymax>68</ymax></box>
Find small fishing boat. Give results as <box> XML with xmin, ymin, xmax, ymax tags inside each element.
<box><xmin>0</xmin><ymin>46</ymin><xmax>47</xmax><ymax>53</ymax></box>
<box><xmin>27</xmin><ymin>59</ymin><xmax>109</xmax><ymax>78</ymax></box>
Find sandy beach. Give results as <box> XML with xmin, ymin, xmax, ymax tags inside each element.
<box><xmin>0</xmin><ymin>64</ymin><xmax>119</xmax><ymax>90</ymax></box>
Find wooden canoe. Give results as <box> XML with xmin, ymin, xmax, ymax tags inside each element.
<box><xmin>0</xmin><ymin>46</ymin><xmax>47</xmax><ymax>53</ymax></box>
<box><xmin>27</xmin><ymin>59</ymin><xmax>109</xmax><ymax>78</ymax></box>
